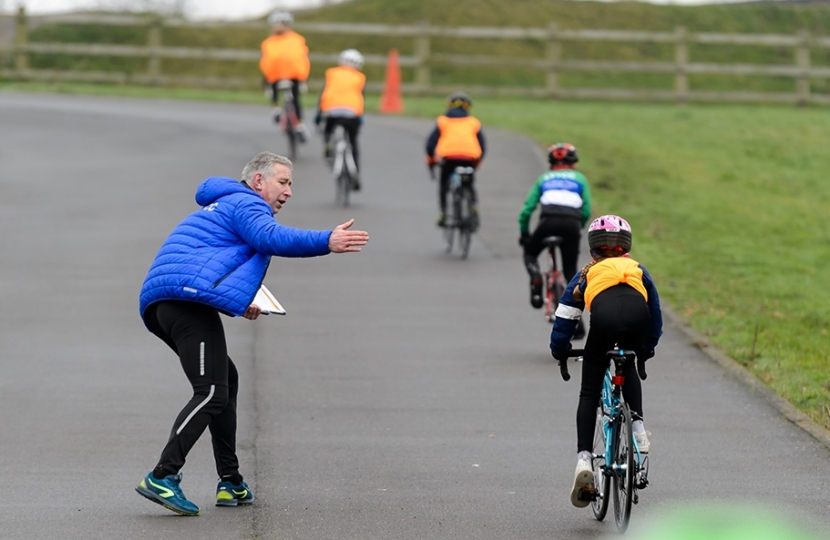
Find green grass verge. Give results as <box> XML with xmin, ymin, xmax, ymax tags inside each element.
<box><xmin>4</xmin><ymin>80</ymin><xmax>828</xmax><ymax>431</ymax></box>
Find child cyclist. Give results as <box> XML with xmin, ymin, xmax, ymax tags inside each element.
<box><xmin>549</xmin><ymin>215</ymin><xmax>663</xmax><ymax>508</ymax></box>
<box><xmin>518</xmin><ymin>143</ymin><xmax>591</xmax><ymax>337</ymax></box>
<box><xmin>425</xmin><ymin>91</ymin><xmax>486</xmax><ymax>228</ymax></box>
<box><xmin>314</xmin><ymin>49</ymin><xmax>366</xmax><ymax>189</ymax></box>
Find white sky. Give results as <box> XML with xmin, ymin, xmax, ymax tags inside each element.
<box><xmin>6</xmin><ymin>0</ymin><xmax>347</xmax><ymax>20</ymax></box>
<box><xmin>4</xmin><ymin>0</ymin><xmax>764</xmax><ymax>21</ymax></box>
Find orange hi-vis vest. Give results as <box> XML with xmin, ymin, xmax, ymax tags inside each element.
<box><xmin>583</xmin><ymin>257</ymin><xmax>648</xmax><ymax>311</ymax></box>
<box><xmin>435</xmin><ymin>115</ymin><xmax>482</xmax><ymax>160</ymax></box>
<box><xmin>319</xmin><ymin>66</ymin><xmax>366</xmax><ymax>115</ymax></box>
<box><xmin>259</xmin><ymin>31</ymin><xmax>310</xmax><ymax>83</ymax></box>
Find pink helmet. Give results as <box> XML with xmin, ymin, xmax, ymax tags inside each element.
<box><xmin>588</xmin><ymin>215</ymin><xmax>632</xmax><ymax>253</ymax></box>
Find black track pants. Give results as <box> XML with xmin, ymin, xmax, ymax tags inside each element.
<box><xmin>523</xmin><ymin>216</ymin><xmax>582</xmax><ymax>283</ymax></box>
<box><xmin>145</xmin><ymin>301</ymin><xmax>240</xmax><ymax>478</ymax></box>
<box><xmin>576</xmin><ymin>285</ymin><xmax>650</xmax><ymax>452</ymax></box>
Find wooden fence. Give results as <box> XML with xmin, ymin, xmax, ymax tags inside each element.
<box><xmin>2</xmin><ymin>6</ymin><xmax>830</xmax><ymax>105</ymax></box>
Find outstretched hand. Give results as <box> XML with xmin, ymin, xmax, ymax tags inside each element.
<box><xmin>329</xmin><ymin>219</ymin><xmax>369</xmax><ymax>253</ymax></box>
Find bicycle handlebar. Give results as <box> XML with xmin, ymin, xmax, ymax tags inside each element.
<box><xmin>557</xmin><ymin>349</ymin><xmax>584</xmax><ymax>381</ymax></box>
<box><xmin>557</xmin><ymin>348</ymin><xmax>648</xmax><ymax>381</ymax></box>
<box><xmin>637</xmin><ymin>358</ymin><xmax>647</xmax><ymax>380</ymax></box>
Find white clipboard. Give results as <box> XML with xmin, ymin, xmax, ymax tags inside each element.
<box><xmin>252</xmin><ymin>285</ymin><xmax>286</xmax><ymax>315</ymax></box>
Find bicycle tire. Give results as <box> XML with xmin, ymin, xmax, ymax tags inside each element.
<box><xmin>612</xmin><ymin>403</ymin><xmax>635</xmax><ymax>533</ymax></box>
<box><xmin>591</xmin><ymin>404</ymin><xmax>610</xmax><ymax>521</ymax></box>
<box><xmin>458</xmin><ymin>188</ymin><xmax>472</xmax><ymax>259</ymax></box>
<box><xmin>552</xmin><ymin>269</ymin><xmax>566</xmax><ymax>309</ymax></box>
<box><xmin>285</xmin><ymin>122</ymin><xmax>297</xmax><ymax>160</ymax></box>
<box><xmin>336</xmin><ymin>169</ymin><xmax>350</xmax><ymax>207</ymax></box>
<box><xmin>443</xmin><ymin>195</ymin><xmax>455</xmax><ymax>253</ymax></box>
<box><xmin>544</xmin><ymin>270</ymin><xmax>555</xmax><ymax>322</ymax></box>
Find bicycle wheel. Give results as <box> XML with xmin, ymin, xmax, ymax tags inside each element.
<box><xmin>458</xmin><ymin>189</ymin><xmax>472</xmax><ymax>259</ymax></box>
<box><xmin>591</xmin><ymin>404</ymin><xmax>610</xmax><ymax>521</ymax></box>
<box><xmin>336</xmin><ymin>169</ymin><xmax>350</xmax><ymax>207</ymax></box>
<box><xmin>283</xmin><ymin>102</ymin><xmax>298</xmax><ymax>160</ymax></box>
<box><xmin>544</xmin><ymin>266</ymin><xmax>555</xmax><ymax>322</ymax></box>
<box><xmin>612</xmin><ymin>403</ymin><xmax>635</xmax><ymax>533</ymax></box>
<box><xmin>552</xmin><ymin>268</ymin><xmax>566</xmax><ymax>308</ymax></box>
<box><xmin>285</xmin><ymin>122</ymin><xmax>297</xmax><ymax>160</ymax></box>
<box><xmin>443</xmin><ymin>199</ymin><xmax>455</xmax><ymax>252</ymax></box>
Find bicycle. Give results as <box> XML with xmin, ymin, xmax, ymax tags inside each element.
<box><xmin>328</xmin><ymin>123</ymin><xmax>358</xmax><ymax>207</ymax></box>
<box><xmin>432</xmin><ymin>164</ymin><xmax>477</xmax><ymax>259</ymax></box>
<box><xmin>273</xmin><ymin>79</ymin><xmax>300</xmax><ymax>160</ymax></box>
<box><xmin>559</xmin><ymin>348</ymin><xmax>650</xmax><ymax>534</ymax></box>
<box><xmin>541</xmin><ymin>236</ymin><xmax>567</xmax><ymax>323</ymax></box>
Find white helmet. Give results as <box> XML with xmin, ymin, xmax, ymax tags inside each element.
<box><xmin>267</xmin><ymin>11</ymin><xmax>293</xmax><ymax>26</ymax></box>
<box><xmin>338</xmin><ymin>49</ymin><xmax>364</xmax><ymax>70</ymax></box>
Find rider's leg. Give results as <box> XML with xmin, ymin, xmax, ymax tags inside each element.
<box><xmin>437</xmin><ymin>161</ymin><xmax>454</xmax><ymax>226</ymax></box>
<box><xmin>522</xmin><ymin>235</ymin><xmax>545</xmax><ymax>308</ymax></box>
<box><xmin>291</xmin><ymin>80</ymin><xmax>309</xmax><ymax>142</ymax></box>
<box><xmin>291</xmin><ymin>80</ymin><xmax>303</xmax><ymax>120</ymax></box>
<box><xmin>344</xmin><ymin>117</ymin><xmax>361</xmax><ymax>171</ymax></box>
<box><xmin>323</xmin><ymin>118</ymin><xmax>335</xmax><ymax>159</ymax></box>
<box><xmin>269</xmin><ymin>82</ymin><xmax>282</xmax><ymax>123</ymax></box>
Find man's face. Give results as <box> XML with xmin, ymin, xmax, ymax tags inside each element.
<box><xmin>252</xmin><ymin>163</ymin><xmax>292</xmax><ymax>213</ymax></box>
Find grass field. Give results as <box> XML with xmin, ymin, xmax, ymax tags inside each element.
<box><xmin>3</xmin><ymin>79</ymin><xmax>828</xmax><ymax>431</ymax></box>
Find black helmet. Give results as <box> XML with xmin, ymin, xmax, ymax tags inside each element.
<box><xmin>548</xmin><ymin>143</ymin><xmax>578</xmax><ymax>166</ymax></box>
<box><xmin>447</xmin><ymin>91</ymin><xmax>472</xmax><ymax>110</ymax></box>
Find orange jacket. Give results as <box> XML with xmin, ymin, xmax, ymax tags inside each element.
<box><xmin>319</xmin><ymin>66</ymin><xmax>366</xmax><ymax>115</ymax></box>
<box><xmin>259</xmin><ymin>31</ymin><xmax>310</xmax><ymax>83</ymax></box>
<box><xmin>435</xmin><ymin>116</ymin><xmax>482</xmax><ymax>160</ymax></box>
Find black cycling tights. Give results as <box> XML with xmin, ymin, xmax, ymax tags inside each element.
<box><xmin>576</xmin><ymin>285</ymin><xmax>650</xmax><ymax>452</ymax></box>
<box><xmin>439</xmin><ymin>159</ymin><xmax>478</xmax><ymax>212</ymax></box>
<box><xmin>523</xmin><ymin>216</ymin><xmax>582</xmax><ymax>283</ymax></box>
<box><xmin>145</xmin><ymin>301</ymin><xmax>240</xmax><ymax>478</ymax></box>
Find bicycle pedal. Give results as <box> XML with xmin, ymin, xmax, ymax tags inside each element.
<box><xmin>577</xmin><ymin>486</ymin><xmax>599</xmax><ymax>502</ymax></box>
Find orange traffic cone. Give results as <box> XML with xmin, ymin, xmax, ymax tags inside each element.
<box><xmin>380</xmin><ymin>48</ymin><xmax>404</xmax><ymax>114</ymax></box>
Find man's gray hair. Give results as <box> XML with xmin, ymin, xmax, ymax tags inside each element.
<box><xmin>241</xmin><ymin>152</ymin><xmax>293</xmax><ymax>183</ymax></box>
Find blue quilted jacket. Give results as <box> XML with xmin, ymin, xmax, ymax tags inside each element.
<box><xmin>139</xmin><ymin>177</ymin><xmax>331</xmax><ymax>326</ymax></box>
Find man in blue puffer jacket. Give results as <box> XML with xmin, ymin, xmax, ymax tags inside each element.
<box><xmin>135</xmin><ymin>152</ymin><xmax>369</xmax><ymax>516</ymax></box>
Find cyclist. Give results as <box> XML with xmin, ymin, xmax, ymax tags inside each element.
<box><xmin>259</xmin><ymin>11</ymin><xmax>311</xmax><ymax>141</ymax></box>
<box><xmin>548</xmin><ymin>215</ymin><xmax>662</xmax><ymax>508</ymax></box>
<box><xmin>314</xmin><ymin>49</ymin><xmax>366</xmax><ymax>190</ymax></box>
<box><xmin>425</xmin><ymin>91</ymin><xmax>486</xmax><ymax>228</ymax></box>
<box><xmin>518</xmin><ymin>143</ymin><xmax>591</xmax><ymax>338</ymax></box>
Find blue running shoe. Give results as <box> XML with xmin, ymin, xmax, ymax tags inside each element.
<box><xmin>216</xmin><ymin>480</ymin><xmax>255</xmax><ymax>507</ymax></box>
<box><xmin>136</xmin><ymin>472</ymin><xmax>200</xmax><ymax>516</ymax></box>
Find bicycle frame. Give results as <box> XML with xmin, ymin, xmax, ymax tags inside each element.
<box><xmin>542</xmin><ymin>236</ymin><xmax>566</xmax><ymax>323</ymax></box>
<box><xmin>595</xmin><ymin>349</ymin><xmax>649</xmax><ymax>532</ymax></box>
<box><xmin>331</xmin><ymin>124</ymin><xmax>357</xmax><ymax>207</ymax></box>
<box><xmin>561</xmin><ymin>348</ymin><xmax>649</xmax><ymax>533</ymax></box>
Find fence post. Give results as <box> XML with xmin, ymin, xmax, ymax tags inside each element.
<box><xmin>415</xmin><ymin>22</ymin><xmax>431</xmax><ymax>94</ymax></box>
<box><xmin>147</xmin><ymin>16</ymin><xmax>163</xmax><ymax>81</ymax></box>
<box><xmin>674</xmin><ymin>26</ymin><xmax>688</xmax><ymax>104</ymax></box>
<box><xmin>545</xmin><ymin>22</ymin><xmax>561</xmax><ymax>99</ymax></box>
<box><xmin>14</xmin><ymin>5</ymin><xmax>29</xmax><ymax>73</ymax></box>
<box><xmin>795</xmin><ymin>28</ymin><xmax>810</xmax><ymax>107</ymax></box>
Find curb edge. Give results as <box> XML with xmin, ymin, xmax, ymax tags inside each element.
<box><xmin>662</xmin><ymin>303</ymin><xmax>830</xmax><ymax>451</ymax></box>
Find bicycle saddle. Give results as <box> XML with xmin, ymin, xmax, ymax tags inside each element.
<box><xmin>542</xmin><ymin>236</ymin><xmax>564</xmax><ymax>248</ymax></box>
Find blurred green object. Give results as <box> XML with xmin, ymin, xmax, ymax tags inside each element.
<box><xmin>640</xmin><ymin>505</ymin><xmax>820</xmax><ymax>540</ymax></box>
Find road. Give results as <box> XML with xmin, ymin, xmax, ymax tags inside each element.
<box><xmin>0</xmin><ymin>93</ymin><xmax>828</xmax><ymax>539</ymax></box>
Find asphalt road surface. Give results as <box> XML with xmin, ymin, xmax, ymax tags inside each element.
<box><xmin>1</xmin><ymin>93</ymin><xmax>828</xmax><ymax>540</ymax></box>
